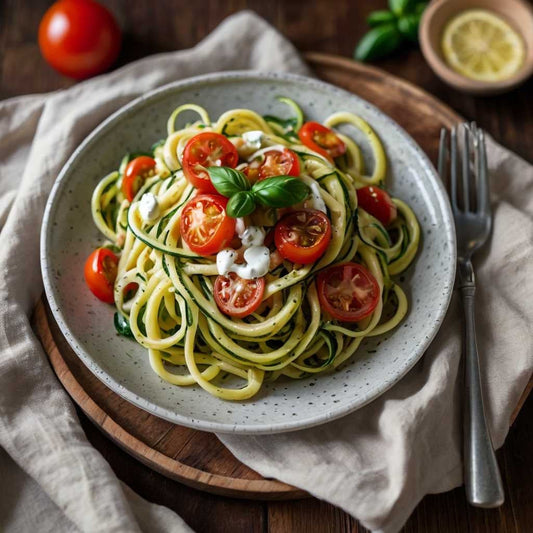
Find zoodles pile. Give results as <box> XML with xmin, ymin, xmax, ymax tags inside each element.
<box><xmin>88</xmin><ymin>98</ymin><xmax>420</xmax><ymax>401</ymax></box>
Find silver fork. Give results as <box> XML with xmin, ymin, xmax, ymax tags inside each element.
<box><xmin>438</xmin><ymin>123</ymin><xmax>504</xmax><ymax>508</ymax></box>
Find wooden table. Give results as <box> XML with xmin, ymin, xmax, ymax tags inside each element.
<box><xmin>2</xmin><ymin>1</ymin><xmax>532</xmax><ymax>531</ymax></box>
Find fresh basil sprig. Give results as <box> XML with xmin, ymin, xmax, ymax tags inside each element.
<box><xmin>355</xmin><ymin>24</ymin><xmax>402</xmax><ymax>62</ymax></box>
<box><xmin>397</xmin><ymin>13</ymin><xmax>420</xmax><ymax>42</ymax></box>
<box><xmin>252</xmin><ymin>175</ymin><xmax>309</xmax><ymax>208</ymax></box>
<box><xmin>367</xmin><ymin>10</ymin><xmax>396</xmax><ymax>27</ymax></box>
<box><xmin>227</xmin><ymin>191</ymin><xmax>256</xmax><ymax>218</ymax></box>
<box><xmin>354</xmin><ymin>1</ymin><xmax>428</xmax><ymax>62</ymax></box>
<box><xmin>208</xmin><ymin>166</ymin><xmax>250</xmax><ymax>196</ymax></box>
<box><xmin>389</xmin><ymin>0</ymin><xmax>413</xmax><ymax>17</ymax></box>
<box><xmin>207</xmin><ymin>167</ymin><xmax>309</xmax><ymax>219</ymax></box>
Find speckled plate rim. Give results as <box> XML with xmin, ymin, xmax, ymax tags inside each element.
<box><xmin>41</xmin><ymin>71</ymin><xmax>456</xmax><ymax>434</ymax></box>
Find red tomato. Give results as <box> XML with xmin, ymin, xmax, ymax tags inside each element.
<box><xmin>122</xmin><ymin>156</ymin><xmax>156</xmax><ymax>202</ymax></box>
<box><xmin>274</xmin><ymin>209</ymin><xmax>332</xmax><ymax>264</ymax></box>
<box><xmin>38</xmin><ymin>0</ymin><xmax>121</xmax><ymax>80</ymax></box>
<box><xmin>244</xmin><ymin>149</ymin><xmax>300</xmax><ymax>182</ymax></box>
<box><xmin>298</xmin><ymin>122</ymin><xmax>346</xmax><ymax>163</ymax></box>
<box><xmin>84</xmin><ymin>247</ymin><xmax>118</xmax><ymax>303</ymax></box>
<box><xmin>123</xmin><ymin>282</ymin><xmax>138</xmax><ymax>299</ymax></box>
<box><xmin>214</xmin><ymin>273</ymin><xmax>265</xmax><ymax>318</ymax></box>
<box><xmin>180</xmin><ymin>194</ymin><xmax>235</xmax><ymax>256</ymax></box>
<box><xmin>317</xmin><ymin>263</ymin><xmax>380</xmax><ymax>322</ymax></box>
<box><xmin>182</xmin><ymin>133</ymin><xmax>239</xmax><ymax>193</ymax></box>
<box><xmin>356</xmin><ymin>186</ymin><xmax>397</xmax><ymax>226</ymax></box>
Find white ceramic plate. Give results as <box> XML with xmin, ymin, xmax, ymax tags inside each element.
<box><xmin>41</xmin><ymin>72</ymin><xmax>456</xmax><ymax>434</ymax></box>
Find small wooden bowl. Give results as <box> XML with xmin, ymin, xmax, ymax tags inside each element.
<box><xmin>419</xmin><ymin>0</ymin><xmax>533</xmax><ymax>95</ymax></box>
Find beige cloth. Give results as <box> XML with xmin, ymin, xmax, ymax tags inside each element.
<box><xmin>0</xmin><ymin>10</ymin><xmax>531</xmax><ymax>533</ymax></box>
<box><xmin>0</xmin><ymin>11</ymin><xmax>306</xmax><ymax>533</ymax></box>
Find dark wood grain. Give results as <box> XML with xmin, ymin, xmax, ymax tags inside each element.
<box><xmin>35</xmin><ymin>50</ymin><xmax>531</xmax><ymax>504</ymax></box>
<box><xmin>35</xmin><ymin>299</ymin><xmax>305</xmax><ymax>499</ymax></box>
<box><xmin>8</xmin><ymin>0</ymin><xmax>533</xmax><ymax>531</ymax></box>
<box><xmin>1</xmin><ymin>0</ymin><xmax>532</xmax><ymax>163</ymax></box>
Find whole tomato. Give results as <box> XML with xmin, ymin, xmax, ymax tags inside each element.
<box><xmin>38</xmin><ymin>0</ymin><xmax>121</xmax><ymax>79</ymax></box>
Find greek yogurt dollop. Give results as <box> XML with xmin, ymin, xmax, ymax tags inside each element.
<box><xmin>139</xmin><ymin>193</ymin><xmax>160</xmax><ymax>222</ymax></box>
<box><xmin>216</xmin><ymin>223</ymin><xmax>270</xmax><ymax>279</ymax></box>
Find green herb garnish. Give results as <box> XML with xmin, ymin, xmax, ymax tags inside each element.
<box><xmin>354</xmin><ymin>1</ymin><xmax>428</xmax><ymax>62</ymax></box>
<box><xmin>207</xmin><ymin>167</ymin><xmax>309</xmax><ymax>219</ymax></box>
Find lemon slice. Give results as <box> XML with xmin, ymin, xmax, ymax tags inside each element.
<box><xmin>442</xmin><ymin>9</ymin><xmax>525</xmax><ymax>82</ymax></box>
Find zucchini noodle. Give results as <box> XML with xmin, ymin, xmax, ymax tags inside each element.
<box><xmin>90</xmin><ymin>98</ymin><xmax>420</xmax><ymax>401</ymax></box>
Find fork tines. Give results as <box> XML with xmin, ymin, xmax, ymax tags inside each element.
<box><xmin>438</xmin><ymin>122</ymin><xmax>489</xmax><ymax>216</ymax></box>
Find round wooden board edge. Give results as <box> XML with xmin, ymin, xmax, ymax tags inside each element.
<box><xmin>304</xmin><ymin>52</ymin><xmax>531</xmax><ymax>424</ymax></box>
<box><xmin>304</xmin><ymin>52</ymin><xmax>462</xmax><ymax>127</ymax></box>
<box><xmin>35</xmin><ymin>53</ymin><xmax>530</xmax><ymax>498</ymax></box>
<box><xmin>34</xmin><ymin>299</ymin><xmax>307</xmax><ymax>500</ymax></box>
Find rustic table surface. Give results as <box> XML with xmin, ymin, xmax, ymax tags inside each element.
<box><xmin>1</xmin><ymin>1</ymin><xmax>532</xmax><ymax>532</ymax></box>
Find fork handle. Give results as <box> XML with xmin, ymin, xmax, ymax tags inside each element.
<box><xmin>460</xmin><ymin>270</ymin><xmax>505</xmax><ymax>507</ymax></box>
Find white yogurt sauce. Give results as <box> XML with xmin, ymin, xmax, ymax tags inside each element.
<box><xmin>216</xmin><ymin>249</ymin><xmax>238</xmax><ymax>275</ymax></box>
<box><xmin>241</xmin><ymin>130</ymin><xmax>264</xmax><ymax>150</ymax></box>
<box><xmin>216</xmin><ymin>224</ymin><xmax>270</xmax><ymax>279</ymax></box>
<box><xmin>307</xmin><ymin>181</ymin><xmax>327</xmax><ymax>213</ymax></box>
<box><xmin>139</xmin><ymin>193</ymin><xmax>160</xmax><ymax>222</ymax></box>
<box><xmin>240</xmin><ymin>226</ymin><xmax>265</xmax><ymax>247</ymax></box>
<box><xmin>236</xmin><ymin>246</ymin><xmax>270</xmax><ymax>278</ymax></box>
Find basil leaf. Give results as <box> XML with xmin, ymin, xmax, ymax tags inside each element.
<box><xmin>388</xmin><ymin>0</ymin><xmax>413</xmax><ymax>16</ymax></box>
<box><xmin>367</xmin><ymin>10</ymin><xmax>397</xmax><ymax>27</ymax></box>
<box><xmin>114</xmin><ymin>312</ymin><xmax>134</xmax><ymax>338</ymax></box>
<box><xmin>397</xmin><ymin>13</ymin><xmax>420</xmax><ymax>42</ymax></box>
<box><xmin>226</xmin><ymin>191</ymin><xmax>256</xmax><ymax>218</ymax></box>
<box><xmin>207</xmin><ymin>167</ymin><xmax>250</xmax><ymax>198</ymax></box>
<box><xmin>252</xmin><ymin>176</ymin><xmax>309</xmax><ymax>208</ymax></box>
<box><xmin>354</xmin><ymin>24</ymin><xmax>402</xmax><ymax>62</ymax></box>
<box><xmin>414</xmin><ymin>2</ymin><xmax>428</xmax><ymax>15</ymax></box>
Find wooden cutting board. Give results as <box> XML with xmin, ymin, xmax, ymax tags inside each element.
<box><xmin>34</xmin><ymin>52</ymin><xmax>532</xmax><ymax>500</ymax></box>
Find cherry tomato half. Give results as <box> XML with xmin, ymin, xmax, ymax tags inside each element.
<box><xmin>274</xmin><ymin>209</ymin><xmax>332</xmax><ymax>264</ymax></box>
<box><xmin>123</xmin><ymin>282</ymin><xmax>138</xmax><ymax>300</ymax></box>
<box><xmin>182</xmin><ymin>133</ymin><xmax>239</xmax><ymax>193</ymax></box>
<box><xmin>214</xmin><ymin>273</ymin><xmax>265</xmax><ymax>318</ymax></box>
<box><xmin>84</xmin><ymin>247</ymin><xmax>118</xmax><ymax>303</ymax></box>
<box><xmin>244</xmin><ymin>149</ymin><xmax>300</xmax><ymax>182</ymax></box>
<box><xmin>122</xmin><ymin>156</ymin><xmax>156</xmax><ymax>202</ymax></box>
<box><xmin>298</xmin><ymin>122</ymin><xmax>346</xmax><ymax>164</ymax></box>
<box><xmin>180</xmin><ymin>194</ymin><xmax>235</xmax><ymax>256</ymax></box>
<box><xmin>317</xmin><ymin>263</ymin><xmax>380</xmax><ymax>322</ymax></box>
<box><xmin>356</xmin><ymin>186</ymin><xmax>397</xmax><ymax>226</ymax></box>
<box><xmin>38</xmin><ymin>0</ymin><xmax>121</xmax><ymax>80</ymax></box>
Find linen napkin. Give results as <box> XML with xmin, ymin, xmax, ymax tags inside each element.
<box><xmin>220</xmin><ymin>138</ymin><xmax>533</xmax><ymax>532</ymax></box>
<box><xmin>0</xmin><ymin>11</ymin><xmax>308</xmax><ymax>533</ymax></box>
<box><xmin>1</xmin><ymin>10</ymin><xmax>531</xmax><ymax>533</ymax></box>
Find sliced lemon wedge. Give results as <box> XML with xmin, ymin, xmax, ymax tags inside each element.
<box><xmin>442</xmin><ymin>9</ymin><xmax>525</xmax><ymax>82</ymax></box>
